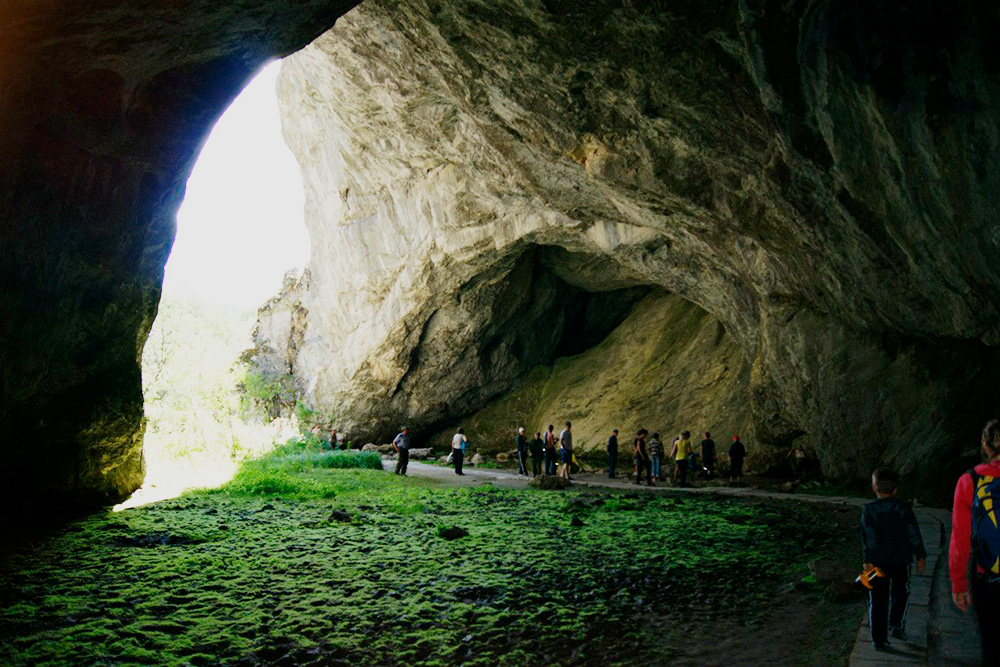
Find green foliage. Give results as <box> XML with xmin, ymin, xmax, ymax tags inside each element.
<box><xmin>142</xmin><ymin>293</ymin><xmax>272</xmax><ymax>464</ymax></box>
<box><xmin>0</xmin><ymin>471</ymin><xmax>859</xmax><ymax>666</ymax></box>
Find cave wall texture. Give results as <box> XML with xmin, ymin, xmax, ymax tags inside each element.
<box><xmin>253</xmin><ymin>0</ymin><xmax>1000</xmax><ymax>500</ymax></box>
<box><xmin>0</xmin><ymin>0</ymin><xmax>361</xmax><ymax>502</ymax></box>
<box><xmin>2</xmin><ymin>0</ymin><xmax>999</xmax><ymax>504</ymax></box>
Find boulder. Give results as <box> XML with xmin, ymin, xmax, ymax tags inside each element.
<box><xmin>529</xmin><ymin>476</ymin><xmax>572</xmax><ymax>491</ymax></box>
<box><xmin>408</xmin><ymin>448</ymin><xmax>434</xmax><ymax>460</ymax></box>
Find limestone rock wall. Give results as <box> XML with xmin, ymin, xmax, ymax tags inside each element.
<box><xmin>427</xmin><ymin>292</ymin><xmax>753</xmax><ymax>457</ymax></box>
<box><xmin>270</xmin><ymin>0</ymin><xmax>1000</xmax><ymax>498</ymax></box>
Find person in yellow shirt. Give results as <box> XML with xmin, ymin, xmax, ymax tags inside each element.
<box><xmin>671</xmin><ymin>430</ymin><xmax>692</xmax><ymax>487</ymax></box>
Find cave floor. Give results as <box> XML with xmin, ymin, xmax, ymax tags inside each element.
<box><xmin>0</xmin><ymin>467</ymin><xmax>886</xmax><ymax>666</ymax></box>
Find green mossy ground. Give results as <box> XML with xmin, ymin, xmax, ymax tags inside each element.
<box><xmin>0</xmin><ymin>455</ymin><xmax>859</xmax><ymax>666</ymax></box>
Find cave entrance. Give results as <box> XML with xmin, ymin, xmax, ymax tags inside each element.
<box><xmin>133</xmin><ymin>61</ymin><xmax>309</xmax><ymax>507</ymax></box>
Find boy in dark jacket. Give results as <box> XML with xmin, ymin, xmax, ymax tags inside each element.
<box><xmin>861</xmin><ymin>469</ymin><xmax>927</xmax><ymax>650</ymax></box>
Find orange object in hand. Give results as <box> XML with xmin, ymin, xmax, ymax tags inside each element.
<box><xmin>855</xmin><ymin>567</ymin><xmax>886</xmax><ymax>590</ymax></box>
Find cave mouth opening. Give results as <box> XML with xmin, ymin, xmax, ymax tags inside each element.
<box><xmin>132</xmin><ymin>61</ymin><xmax>309</xmax><ymax>507</ymax></box>
<box><xmin>419</xmin><ymin>245</ymin><xmax>754</xmax><ymax>458</ymax></box>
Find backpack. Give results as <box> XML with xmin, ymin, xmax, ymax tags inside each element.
<box><xmin>969</xmin><ymin>470</ymin><xmax>1000</xmax><ymax>580</ymax></box>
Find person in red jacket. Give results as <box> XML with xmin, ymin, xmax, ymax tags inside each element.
<box><xmin>950</xmin><ymin>418</ymin><xmax>1000</xmax><ymax>666</ymax></box>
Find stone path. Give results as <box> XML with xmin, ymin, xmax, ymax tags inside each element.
<box><xmin>395</xmin><ymin>461</ymin><xmax>983</xmax><ymax>665</ymax></box>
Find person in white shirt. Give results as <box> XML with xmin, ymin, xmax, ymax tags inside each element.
<box><xmin>559</xmin><ymin>421</ymin><xmax>574</xmax><ymax>481</ymax></box>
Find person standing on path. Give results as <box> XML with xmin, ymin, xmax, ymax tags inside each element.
<box><xmin>329</xmin><ymin>428</ymin><xmax>338</xmax><ymax>451</ymax></box>
<box><xmin>671</xmin><ymin>431</ymin><xmax>692</xmax><ymax>487</ymax></box>
<box><xmin>607</xmin><ymin>429</ymin><xmax>620</xmax><ymax>478</ymax></box>
<box><xmin>648</xmin><ymin>433</ymin><xmax>664</xmax><ymax>481</ymax></box>
<box><xmin>516</xmin><ymin>427</ymin><xmax>529</xmax><ymax>475</ymax></box>
<box><xmin>950</xmin><ymin>418</ymin><xmax>1000</xmax><ymax>666</ymax></box>
<box><xmin>729</xmin><ymin>434</ymin><xmax>746</xmax><ymax>484</ymax></box>
<box><xmin>544</xmin><ymin>425</ymin><xmax>558</xmax><ymax>476</ymax></box>
<box><xmin>451</xmin><ymin>428</ymin><xmax>467</xmax><ymax>475</ymax></box>
<box><xmin>559</xmin><ymin>422</ymin><xmax>574</xmax><ymax>481</ymax></box>
<box><xmin>633</xmin><ymin>429</ymin><xmax>652</xmax><ymax>485</ymax></box>
<box><xmin>701</xmin><ymin>431</ymin><xmax>716</xmax><ymax>479</ymax></box>
<box><xmin>393</xmin><ymin>427</ymin><xmax>411</xmax><ymax>475</ymax></box>
<box><xmin>530</xmin><ymin>431</ymin><xmax>545</xmax><ymax>477</ymax></box>
<box><xmin>862</xmin><ymin>468</ymin><xmax>927</xmax><ymax>650</ymax></box>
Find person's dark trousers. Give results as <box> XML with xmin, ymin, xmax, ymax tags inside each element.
<box><xmin>517</xmin><ymin>448</ymin><xmax>528</xmax><ymax>474</ymax></box>
<box><xmin>608</xmin><ymin>450</ymin><xmax>618</xmax><ymax>478</ymax></box>
<box><xmin>972</xmin><ymin>575</ymin><xmax>1000</xmax><ymax>665</ymax></box>
<box><xmin>635</xmin><ymin>457</ymin><xmax>651</xmax><ymax>484</ymax></box>
<box><xmin>545</xmin><ymin>449</ymin><xmax>557</xmax><ymax>475</ymax></box>
<box><xmin>677</xmin><ymin>459</ymin><xmax>689</xmax><ymax>486</ymax></box>
<box><xmin>731</xmin><ymin>458</ymin><xmax>743</xmax><ymax>479</ymax></box>
<box><xmin>395</xmin><ymin>448</ymin><xmax>410</xmax><ymax>475</ymax></box>
<box><xmin>868</xmin><ymin>563</ymin><xmax>910</xmax><ymax>644</ymax></box>
<box><xmin>531</xmin><ymin>454</ymin><xmax>542</xmax><ymax>476</ymax></box>
<box><xmin>703</xmin><ymin>459</ymin><xmax>714</xmax><ymax>478</ymax></box>
<box><xmin>453</xmin><ymin>448</ymin><xmax>463</xmax><ymax>475</ymax></box>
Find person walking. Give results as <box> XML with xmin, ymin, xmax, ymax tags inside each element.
<box><xmin>451</xmin><ymin>427</ymin><xmax>467</xmax><ymax>475</ymax></box>
<box><xmin>530</xmin><ymin>431</ymin><xmax>545</xmax><ymax>477</ymax></box>
<box><xmin>648</xmin><ymin>432</ymin><xmax>664</xmax><ymax>481</ymax></box>
<box><xmin>633</xmin><ymin>429</ymin><xmax>652</xmax><ymax>485</ymax></box>
<box><xmin>559</xmin><ymin>422</ymin><xmax>574</xmax><ymax>480</ymax></box>
<box><xmin>950</xmin><ymin>418</ymin><xmax>1000</xmax><ymax>666</ymax></box>
<box><xmin>729</xmin><ymin>434</ymin><xmax>746</xmax><ymax>484</ymax></box>
<box><xmin>700</xmin><ymin>431</ymin><xmax>716</xmax><ymax>479</ymax></box>
<box><xmin>671</xmin><ymin>431</ymin><xmax>692</xmax><ymax>487</ymax></box>
<box><xmin>393</xmin><ymin>426</ymin><xmax>411</xmax><ymax>475</ymax></box>
<box><xmin>544</xmin><ymin>424</ymin><xmax>558</xmax><ymax>476</ymax></box>
<box><xmin>607</xmin><ymin>429</ymin><xmax>620</xmax><ymax>478</ymax></box>
<box><xmin>516</xmin><ymin>427</ymin><xmax>529</xmax><ymax>475</ymax></box>
<box><xmin>862</xmin><ymin>468</ymin><xmax>926</xmax><ymax>649</ymax></box>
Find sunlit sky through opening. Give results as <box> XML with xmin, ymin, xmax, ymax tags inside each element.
<box><xmin>164</xmin><ymin>60</ymin><xmax>308</xmax><ymax>310</ymax></box>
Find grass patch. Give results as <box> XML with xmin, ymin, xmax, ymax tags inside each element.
<box><xmin>0</xmin><ymin>466</ymin><xmax>860</xmax><ymax>666</ymax></box>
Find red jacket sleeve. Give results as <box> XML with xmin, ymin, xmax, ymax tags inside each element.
<box><xmin>950</xmin><ymin>472</ymin><xmax>974</xmax><ymax>594</ymax></box>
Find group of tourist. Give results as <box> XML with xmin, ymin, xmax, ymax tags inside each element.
<box><xmin>608</xmin><ymin>428</ymin><xmax>746</xmax><ymax>486</ymax></box>
<box><xmin>434</xmin><ymin>421</ymin><xmax>750</xmax><ymax>487</ymax></box>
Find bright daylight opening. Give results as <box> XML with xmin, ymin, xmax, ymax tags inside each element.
<box><xmin>121</xmin><ymin>61</ymin><xmax>309</xmax><ymax>509</ymax></box>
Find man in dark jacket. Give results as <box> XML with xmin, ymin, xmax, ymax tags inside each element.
<box><xmin>728</xmin><ymin>435</ymin><xmax>746</xmax><ymax>484</ymax></box>
<box><xmin>607</xmin><ymin>429</ymin><xmax>619</xmax><ymax>478</ymax></box>
<box><xmin>700</xmin><ymin>431</ymin><xmax>716</xmax><ymax>478</ymax></box>
<box><xmin>516</xmin><ymin>427</ymin><xmax>529</xmax><ymax>475</ymax></box>
<box><xmin>529</xmin><ymin>431</ymin><xmax>545</xmax><ymax>477</ymax></box>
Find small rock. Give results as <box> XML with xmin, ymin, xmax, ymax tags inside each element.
<box><xmin>361</xmin><ymin>443</ymin><xmax>379</xmax><ymax>452</ymax></box>
<box><xmin>529</xmin><ymin>476</ymin><xmax>571</xmax><ymax>490</ymax></box>
<box><xmin>409</xmin><ymin>447</ymin><xmax>434</xmax><ymax>460</ymax></box>
<box><xmin>495</xmin><ymin>452</ymin><xmax>509</xmax><ymax>463</ymax></box>
<box><xmin>471</xmin><ymin>453</ymin><xmax>485</xmax><ymax>465</ymax></box>
<box><xmin>328</xmin><ymin>510</ymin><xmax>352</xmax><ymax>523</ymax></box>
<box><xmin>260</xmin><ymin>504</ymin><xmax>275</xmax><ymax>511</ymax></box>
<box><xmin>438</xmin><ymin>526</ymin><xmax>469</xmax><ymax>540</ymax></box>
